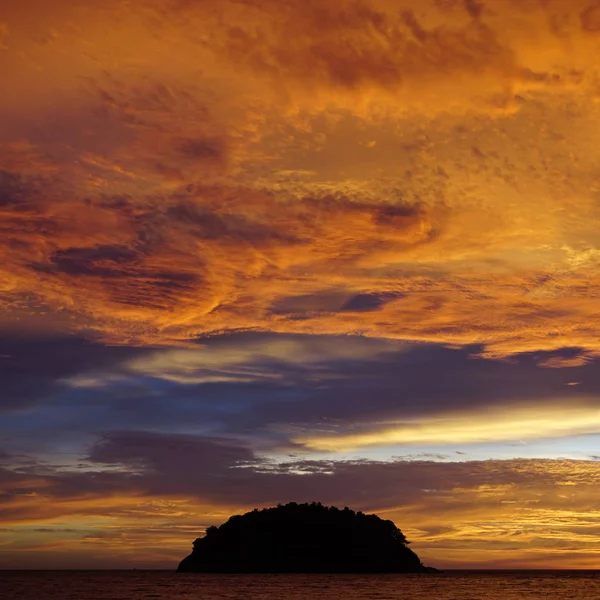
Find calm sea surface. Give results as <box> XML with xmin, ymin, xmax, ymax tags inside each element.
<box><xmin>2</xmin><ymin>570</ymin><xmax>599</xmax><ymax>600</ymax></box>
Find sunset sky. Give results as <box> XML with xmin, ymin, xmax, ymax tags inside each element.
<box><xmin>2</xmin><ymin>0</ymin><xmax>600</xmax><ymax>570</ymax></box>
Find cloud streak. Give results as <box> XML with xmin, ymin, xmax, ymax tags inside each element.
<box><xmin>296</xmin><ymin>402</ymin><xmax>600</xmax><ymax>451</ymax></box>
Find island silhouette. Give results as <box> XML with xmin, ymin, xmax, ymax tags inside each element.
<box><xmin>177</xmin><ymin>502</ymin><xmax>436</xmax><ymax>573</ymax></box>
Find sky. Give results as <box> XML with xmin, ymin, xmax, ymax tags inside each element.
<box><xmin>1</xmin><ymin>0</ymin><xmax>600</xmax><ymax>570</ymax></box>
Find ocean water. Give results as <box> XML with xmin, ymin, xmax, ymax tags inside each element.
<box><xmin>2</xmin><ymin>570</ymin><xmax>599</xmax><ymax>600</ymax></box>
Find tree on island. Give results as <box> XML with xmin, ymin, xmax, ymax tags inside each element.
<box><xmin>177</xmin><ymin>502</ymin><xmax>436</xmax><ymax>573</ymax></box>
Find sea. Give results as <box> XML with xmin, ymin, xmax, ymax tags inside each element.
<box><xmin>2</xmin><ymin>570</ymin><xmax>599</xmax><ymax>600</ymax></box>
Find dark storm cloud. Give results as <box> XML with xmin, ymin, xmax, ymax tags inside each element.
<box><xmin>340</xmin><ymin>292</ymin><xmax>406</xmax><ymax>312</ymax></box>
<box><xmin>87</xmin><ymin>430</ymin><xmax>255</xmax><ymax>474</ymax></box>
<box><xmin>0</xmin><ymin>336</ymin><xmax>149</xmax><ymax>411</ymax></box>
<box><xmin>164</xmin><ymin>198</ymin><xmax>299</xmax><ymax>245</ymax></box>
<box><xmin>34</xmin><ymin>245</ymin><xmax>139</xmax><ymax>277</ymax></box>
<box><xmin>0</xmin><ymin>170</ymin><xmax>32</xmax><ymax>208</ymax></box>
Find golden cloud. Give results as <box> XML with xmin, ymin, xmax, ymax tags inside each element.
<box><xmin>3</xmin><ymin>0</ymin><xmax>600</xmax><ymax>358</ymax></box>
<box><xmin>295</xmin><ymin>402</ymin><xmax>600</xmax><ymax>451</ymax></box>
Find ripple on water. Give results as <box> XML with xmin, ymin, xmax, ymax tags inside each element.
<box><xmin>1</xmin><ymin>570</ymin><xmax>600</xmax><ymax>600</ymax></box>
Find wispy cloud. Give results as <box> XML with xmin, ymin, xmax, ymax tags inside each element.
<box><xmin>296</xmin><ymin>402</ymin><xmax>600</xmax><ymax>450</ymax></box>
<box><xmin>1</xmin><ymin>0</ymin><xmax>600</xmax><ymax>357</ymax></box>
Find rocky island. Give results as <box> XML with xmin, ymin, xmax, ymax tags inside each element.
<box><xmin>177</xmin><ymin>502</ymin><xmax>436</xmax><ymax>573</ymax></box>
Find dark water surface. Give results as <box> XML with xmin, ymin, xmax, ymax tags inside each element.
<box><xmin>2</xmin><ymin>570</ymin><xmax>599</xmax><ymax>600</ymax></box>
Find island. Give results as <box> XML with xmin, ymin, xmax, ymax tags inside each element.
<box><xmin>177</xmin><ymin>502</ymin><xmax>437</xmax><ymax>573</ymax></box>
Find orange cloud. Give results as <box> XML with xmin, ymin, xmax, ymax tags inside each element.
<box><xmin>3</xmin><ymin>0</ymin><xmax>600</xmax><ymax>358</ymax></box>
